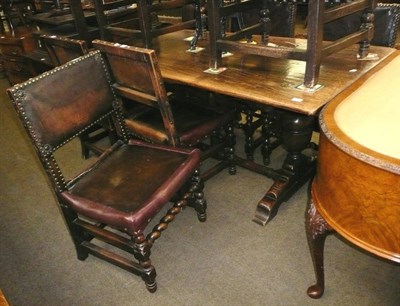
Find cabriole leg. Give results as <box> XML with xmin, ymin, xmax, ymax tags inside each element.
<box><xmin>306</xmin><ymin>189</ymin><xmax>333</xmax><ymax>299</ymax></box>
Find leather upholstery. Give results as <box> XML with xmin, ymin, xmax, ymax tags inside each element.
<box><xmin>63</xmin><ymin>139</ymin><xmax>200</xmax><ymax>234</ymax></box>
<box><xmin>11</xmin><ymin>53</ymin><xmax>115</xmax><ymax>151</ymax></box>
<box><xmin>40</xmin><ymin>35</ymin><xmax>117</xmax><ymax>159</ymax></box>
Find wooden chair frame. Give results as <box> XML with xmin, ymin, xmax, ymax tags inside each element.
<box><xmin>7</xmin><ymin>50</ymin><xmax>207</xmax><ymax>292</ymax></box>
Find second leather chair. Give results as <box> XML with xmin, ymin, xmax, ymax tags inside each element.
<box><xmin>92</xmin><ymin>39</ymin><xmax>237</xmax><ymax>180</ymax></box>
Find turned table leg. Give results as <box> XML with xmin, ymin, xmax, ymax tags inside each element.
<box><xmin>253</xmin><ymin>111</ymin><xmax>317</xmax><ymax>225</ymax></box>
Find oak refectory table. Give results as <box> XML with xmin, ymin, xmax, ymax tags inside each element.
<box><xmin>152</xmin><ymin>30</ymin><xmax>397</xmax><ymax>225</ymax></box>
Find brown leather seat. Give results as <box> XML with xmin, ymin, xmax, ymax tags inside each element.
<box><xmin>92</xmin><ymin>39</ymin><xmax>237</xmax><ymax>180</ymax></box>
<box><xmin>7</xmin><ymin>50</ymin><xmax>207</xmax><ymax>292</ymax></box>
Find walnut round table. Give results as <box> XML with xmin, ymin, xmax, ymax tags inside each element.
<box><xmin>306</xmin><ymin>51</ymin><xmax>400</xmax><ymax>298</ymax></box>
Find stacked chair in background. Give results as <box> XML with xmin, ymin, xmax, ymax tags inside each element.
<box><xmin>93</xmin><ymin>0</ymin><xmax>204</xmax><ymax>49</ymax></box>
<box><xmin>324</xmin><ymin>2</ymin><xmax>400</xmax><ymax>48</ymax></box>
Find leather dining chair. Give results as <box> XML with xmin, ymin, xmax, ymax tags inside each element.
<box><xmin>7</xmin><ymin>50</ymin><xmax>207</xmax><ymax>292</ymax></box>
<box><xmin>41</xmin><ymin>34</ymin><xmax>117</xmax><ymax>159</ymax></box>
<box><xmin>92</xmin><ymin>39</ymin><xmax>237</xmax><ymax>181</ymax></box>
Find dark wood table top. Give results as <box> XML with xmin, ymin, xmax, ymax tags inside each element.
<box><xmin>154</xmin><ymin>30</ymin><xmax>397</xmax><ymax>115</ymax></box>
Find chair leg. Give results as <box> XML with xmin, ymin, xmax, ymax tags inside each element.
<box><xmin>133</xmin><ymin>234</ymin><xmax>157</xmax><ymax>293</ymax></box>
<box><xmin>79</xmin><ymin>125</ymin><xmax>114</xmax><ymax>159</ymax></box>
<box><xmin>60</xmin><ymin>205</ymin><xmax>89</xmax><ymax>261</ymax></box>
<box><xmin>190</xmin><ymin>169</ymin><xmax>207</xmax><ymax>222</ymax></box>
<box><xmin>226</xmin><ymin>123</ymin><xmax>236</xmax><ymax>175</ymax></box>
<box><xmin>108</xmin><ymin>129</ymin><xmax>119</xmax><ymax>146</ymax></box>
<box><xmin>260</xmin><ymin>112</ymin><xmax>273</xmax><ymax>165</ymax></box>
<box><xmin>243</xmin><ymin>108</ymin><xmax>256</xmax><ymax>161</ymax></box>
<box><xmin>210</xmin><ymin>129</ymin><xmax>225</xmax><ymax>160</ymax></box>
<box><xmin>141</xmin><ymin>175</ymin><xmax>207</xmax><ymax>291</ymax></box>
<box><xmin>260</xmin><ymin>109</ymin><xmax>281</xmax><ymax>166</ymax></box>
<box><xmin>79</xmin><ymin>133</ymin><xmax>91</xmax><ymax>159</ymax></box>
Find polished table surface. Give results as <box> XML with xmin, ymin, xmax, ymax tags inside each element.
<box><xmin>152</xmin><ymin>30</ymin><xmax>398</xmax><ymax>225</ymax></box>
<box><xmin>154</xmin><ymin>30</ymin><xmax>397</xmax><ymax>115</ymax></box>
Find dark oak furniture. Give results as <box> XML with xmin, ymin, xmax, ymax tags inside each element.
<box><xmin>41</xmin><ymin>33</ymin><xmax>88</xmax><ymax>65</ymax></box>
<box><xmin>28</xmin><ymin>0</ymin><xmax>97</xmax><ymax>44</ymax></box>
<box><xmin>238</xmin><ymin>0</ymin><xmax>400</xmax><ymax>167</ymax></box>
<box><xmin>0</xmin><ymin>34</ymin><xmax>35</xmax><ymax>84</ymax></box>
<box><xmin>93</xmin><ymin>0</ymin><xmax>203</xmax><ymax>49</ymax></box>
<box><xmin>233</xmin><ymin>1</ymin><xmax>297</xmax><ymax>165</ymax></box>
<box><xmin>207</xmin><ymin>0</ymin><xmax>377</xmax><ymax>88</ymax></box>
<box><xmin>224</xmin><ymin>0</ymin><xmax>297</xmax><ymax>37</ymax></box>
<box><xmin>306</xmin><ymin>51</ymin><xmax>400</xmax><ymax>298</ymax></box>
<box><xmin>324</xmin><ymin>2</ymin><xmax>400</xmax><ymax>48</ymax></box>
<box><xmin>0</xmin><ymin>32</ymin><xmax>51</xmax><ymax>84</ymax></box>
<box><xmin>92</xmin><ymin>0</ymin><xmax>140</xmax><ymax>44</ymax></box>
<box><xmin>136</xmin><ymin>0</ymin><xmax>203</xmax><ymax>49</ymax></box>
<box><xmin>92</xmin><ymin>39</ymin><xmax>237</xmax><ymax>180</ymax></box>
<box><xmin>0</xmin><ymin>0</ymin><xmax>36</xmax><ymax>35</ymax></box>
<box><xmin>150</xmin><ymin>30</ymin><xmax>397</xmax><ymax>225</ymax></box>
<box><xmin>7</xmin><ymin>50</ymin><xmax>207</xmax><ymax>292</ymax></box>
